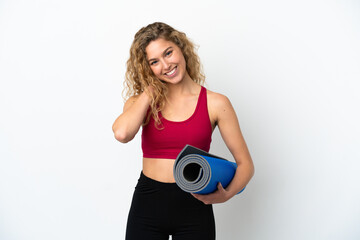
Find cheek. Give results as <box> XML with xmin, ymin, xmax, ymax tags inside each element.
<box><xmin>178</xmin><ymin>54</ymin><xmax>186</xmax><ymax>68</ymax></box>
<box><xmin>151</xmin><ymin>66</ymin><xmax>162</xmax><ymax>77</ymax></box>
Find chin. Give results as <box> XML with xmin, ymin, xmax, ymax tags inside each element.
<box><xmin>168</xmin><ymin>74</ymin><xmax>186</xmax><ymax>85</ymax></box>
<box><xmin>166</xmin><ymin>78</ymin><xmax>183</xmax><ymax>85</ymax></box>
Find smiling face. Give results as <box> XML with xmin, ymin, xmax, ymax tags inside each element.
<box><xmin>145</xmin><ymin>38</ymin><xmax>187</xmax><ymax>84</ymax></box>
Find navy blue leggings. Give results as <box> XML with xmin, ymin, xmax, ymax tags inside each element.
<box><xmin>126</xmin><ymin>172</ymin><xmax>216</xmax><ymax>240</ymax></box>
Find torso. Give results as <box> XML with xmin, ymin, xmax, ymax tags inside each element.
<box><xmin>142</xmin><ymin>86</ymin><xmax>217</xmax><ymax>183</ymax></box>
<box><xmin>142</xmin><ymin>157</ymin><xmax>176</xmax><ymax>182</ymax></box>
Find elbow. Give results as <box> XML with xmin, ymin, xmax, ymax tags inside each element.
<box><xmin>251</xmin><ymin>165</ymin><xmax>255</xmax><ymax>178</ymax></box>
<box><xmin>249</xmin><ymin>162</ymin><xmax>255</xmax><ymax>178</ymax></box>
<box><xmin>113</xmin><ymin>127</ymin><xmax>134</xmax><ymax>143</ymax></box>
<box><xmin>238</xmin><ymin>160</ymin><xmax>255</xmax><ymax>179</ymax></box>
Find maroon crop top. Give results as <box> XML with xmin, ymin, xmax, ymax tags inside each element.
<box><xmin>141</xmin><ymin>86</ymin><xmax>213</xmax><ymax>159</ymax></box>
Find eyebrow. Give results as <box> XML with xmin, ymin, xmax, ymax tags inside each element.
<box><xmin>147</xmin><ymin>47</ymin><xmax>173</xmax><ymax>62</ymax></box>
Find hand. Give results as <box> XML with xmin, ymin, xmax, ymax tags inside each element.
<box><xmin>191</xmin><ymin>182</ymin><xmax>231</xmax><ymax>205</ymax></box>
<box><xmin>145</xmin><ymin>85</ymin><xmax>154</xmax><ymax>96</ymax></box>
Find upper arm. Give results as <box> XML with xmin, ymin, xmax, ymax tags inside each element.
<box><xmin>209</xmin><ymin>92</ymin><xmax>252</xmax><ymax>166</ymax></box>
<box><xmin>112</xmin><ymin>95</ymin><xmax>139</xmax><ymax>133</ymax></box>
<box><xmin>122</xmin><ymin>94</ymin><xmax>149</xmax><ymax>124</ymax></box>
<box><xmin>123</xmin><ymin>95</ymin><xmax>139</xmax><ymax>112</ymax></box>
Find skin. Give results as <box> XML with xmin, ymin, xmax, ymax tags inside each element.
<box><xmin>112</xmin><ymin>38</ymin><xmax>254</xmax><ymax>204</ymax></box>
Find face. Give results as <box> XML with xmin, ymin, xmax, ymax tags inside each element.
<box><xmin>145</xmin><ymin>38</ymin><xmax>187</xmax><ymax>84</ymax></box>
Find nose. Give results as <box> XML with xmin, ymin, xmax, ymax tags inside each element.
<box><xmin>161</xmin><ymin>59</ymin><xmax>171</xmax><ymax>71</ymax></box>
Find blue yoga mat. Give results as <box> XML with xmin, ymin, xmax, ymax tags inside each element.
<box><xmin>173</xmin><ymin>145</ymin><xmax>245</xmax><ymax>195</ymax></box>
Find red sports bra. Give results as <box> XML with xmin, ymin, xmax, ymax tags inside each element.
<box><xmin>141</xmin><ymin>86</ymin><xmax>213</xmax><ymax>159</ymax></box>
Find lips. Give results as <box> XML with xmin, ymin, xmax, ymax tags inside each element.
<box><xmin>164</xmin><ymin>66</ymin><xmax>177</xmax><ymax>77</ymax></box>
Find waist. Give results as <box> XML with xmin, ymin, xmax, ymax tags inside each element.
<box><xmin>142</xmin><ymin>157</ymin><xmax>176</xmax><ymax>183</ymax></box>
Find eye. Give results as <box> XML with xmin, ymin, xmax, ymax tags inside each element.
<box><xmin>165</xmin><ymin>50</ymin><xmax>173</xmax><ymax>56</ymax></box>
<box><xmin>150</xmin><ymin>60</ymin><xmax>158</xmax><ymax>66</ymax></box>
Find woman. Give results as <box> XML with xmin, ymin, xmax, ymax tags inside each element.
<box><xmin>112</xmin><ymin>22</ymin><xmax>254</xmax><ymax>240</ymax></box>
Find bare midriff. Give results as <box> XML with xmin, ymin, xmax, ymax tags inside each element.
<box><xmin>142</xmin><ymin>157</ymin><xmax>176</xmax><ymax>183</ymax></box>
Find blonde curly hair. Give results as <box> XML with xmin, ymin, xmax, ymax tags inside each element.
<box><xmin>123</xmin><ymin>22</ymin><xmax>205</xmax><ymax>127</ymax></box>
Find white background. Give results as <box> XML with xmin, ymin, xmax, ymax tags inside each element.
<box><xmin>1</xmin><ymin>0</ymin><xmax>359</xmax><ymax>239</ymax></box>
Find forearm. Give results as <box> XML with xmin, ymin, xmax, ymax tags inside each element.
<box><xmin>112</xmin><ymin>91</ymin><xmax>151</xmax><ymax>143</ymax></box>
<box><xmin>225</xmin><ymin>161</ymin><xmax>254</xmax><ymax>199</ymax></box>
<box><xmin>191</xmin><ymin>160</ymin><xmax>254</xmax><ymax>204</ymax></box>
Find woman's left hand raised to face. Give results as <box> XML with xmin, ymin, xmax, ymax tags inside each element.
<box><xmin>191</xmin><ymin>182</ymin><xmax>232</xmax><ymax>204</ymax></box>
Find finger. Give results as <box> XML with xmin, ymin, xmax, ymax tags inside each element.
<box><xmin>192</xmin><ymin>193</ymin><xmax>212</xmax><ymax>204</ymax></box>
<box><xmin>191</xmin><ymin>193</ymin><xmax>199</xmax><ymax>199</ymax></box>
<box><xmin>191</xmin><ymin>193</ymin><xmax>199</xmax><ymax>198</ymax></box>
<box><xmin>195</xmin><ymin>196</ymin><xmax>207</xmax><ymax>204</ymax></box>
<box><xmin>191</xmin><ymin>193</ymin><xmax>204</xmax><ymax>201</ymax></box>
<box><xmin>217</xmin><ymin>182</ymin><xmax>224</xmax><ymax>191</ymax></box>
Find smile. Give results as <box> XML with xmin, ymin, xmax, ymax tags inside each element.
<box><xmin>164</xmin><ymin>66</ymin><xmax>177</xmax><ymax>77</ymax></box>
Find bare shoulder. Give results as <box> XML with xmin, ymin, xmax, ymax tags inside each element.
<box><xmin>126</xmin><ymin>95</ymin><xmax>139</xmax><ymax>102</ymax></box>
<box><xmin>123</xmin><ymin>95</ymin><xmax>140</xmax><ymax>111</ymax></box>
<box><xmin>206</xmin><ymin>89</ymin><xmax>235</xmax><ymax>125</ymax></box>
<box><xmin>206</xmin><ymin>89</ymin><xmax>233</xmax><ymax>110</ymax></box>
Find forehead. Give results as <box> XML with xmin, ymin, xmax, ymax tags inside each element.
<box><xmin>145</xmin><ymin>38</ymin><xmax>176</xmax><ymax>59</ymax></box>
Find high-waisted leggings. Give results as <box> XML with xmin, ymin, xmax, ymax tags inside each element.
<box><xmin>126</xmin><ymin>172</ymin><xmax>216</xmax><ymax>240</ymax></box>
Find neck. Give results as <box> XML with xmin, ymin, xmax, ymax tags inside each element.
<box><xmin>166</xmin><ymin>72</ymin><xmax>199</xmax><ymax>97</ymax></box>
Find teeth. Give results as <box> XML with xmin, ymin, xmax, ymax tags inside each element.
<box><xmin>165</xmin><ymin>67</ymin><xmax>176</xmax><ymax>76</ymax></box>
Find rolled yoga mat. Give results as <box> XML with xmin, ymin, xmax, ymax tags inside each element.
<box><xmin>173</xmin><ymin>145</ymin><xmax>245</xmax><ymax>195</ymax></box>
